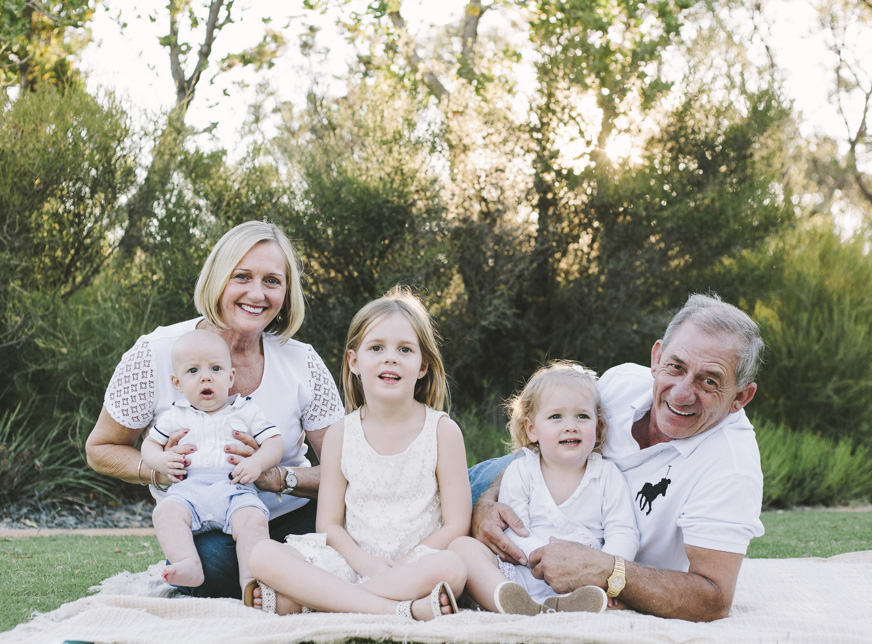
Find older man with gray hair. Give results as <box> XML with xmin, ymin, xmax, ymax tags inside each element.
<box><xmin>470</xmin><ymin>293</ymin><xmax>764</xmax><ymax>622</ymax></box>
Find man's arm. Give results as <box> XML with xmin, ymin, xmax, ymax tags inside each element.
<box><xmin>528</xmin><ymin>541</ymin><xmax>744</xmax><ymax>622</ymax></box>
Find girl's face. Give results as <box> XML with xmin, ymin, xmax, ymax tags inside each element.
<box><xmin>524</xmin><ymin>383</ymin><xmax>598</xmax><ymax>468</ymax></box>
<box><xmin>347</xmin><ymin>312</ymin><xmax>428</xmax><ymax>405</ymax></box>
<box><xmin>219</xmin><ymin>242</ymin><xmax>287</xmax><ymax>338</ymax></box>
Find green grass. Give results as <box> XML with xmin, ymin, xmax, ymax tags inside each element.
<box><xmin>0</xmin><ymin>534</ymin><xmax>162</xmax><ymax>633</ymax></box>
<box><xmin>2</xmin><ymin>507</ymin><xmax>871</xmax><ymax>633</ymax></box>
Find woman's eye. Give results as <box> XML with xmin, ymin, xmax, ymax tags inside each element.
<box><xmin>266</xmin><ymin>277</ymin><xmax>283</xmax><ymax>286</ymax></box>
<box><xmin>234</xmin><ymin>273</ymin><xmax>249</xmax><ymax>281</ymax></box>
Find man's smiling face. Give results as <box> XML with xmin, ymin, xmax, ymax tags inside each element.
<box><xmin>649</xmin><ymin>321</ymin><xmax>756</xmax><ymax>442</ymax></box>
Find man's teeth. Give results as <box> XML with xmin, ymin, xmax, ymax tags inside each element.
<box><xmin>240</xmin><ymin>304</ymin><xmax>264</xmax><ymax>313</ymax></box>
<box><xmin>666</xmin><ymin>402</ymin><xmax>694</xmax><ymax>416</ymax></box>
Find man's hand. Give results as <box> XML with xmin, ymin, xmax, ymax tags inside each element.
<box><xmin>528</xmin><ymin>538</ymin><xmax>611</xmax><ymax>594</ymax></box>
<box><xmin>471</xmin><ymin>498</ymin><xmax>530</xmax><ymax>565</ymax></box>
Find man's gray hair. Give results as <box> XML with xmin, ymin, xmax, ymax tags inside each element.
<box><xmin>661</xmin><ymin>293</ymin><xmax>764</xmax><ymax>389</ymax></box>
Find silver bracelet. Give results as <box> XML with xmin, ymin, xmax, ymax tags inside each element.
<box><xmin>151</xmin><ymin>468</ymin><xmax>170</xmax><ymax>493</ymax></box>
<box><xmin>137</xmin><ymin>458</ymin><xmax>147</xmax><ymax>486</ymax></box>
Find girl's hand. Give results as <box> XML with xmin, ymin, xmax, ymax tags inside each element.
<box><xmin>354</xmin><ymin>553</ymin><xmax>395</xmax><ymax>578</ymax></box>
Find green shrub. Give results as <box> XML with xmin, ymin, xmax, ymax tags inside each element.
<box><xmin>749</xmin><ymin>225</ymin><xmax>872</xmax><ymax>447</ymax></box>
<box><xmin>756</xmin><ymin>417</ymin><xmax>872</xmax><ymax>508</ymax></box>
<box><xmin>0</xmin><ymin>405</ymin><xmax>115</xmax><ymax>505</ymax></box>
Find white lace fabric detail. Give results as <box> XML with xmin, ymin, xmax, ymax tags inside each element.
<box><xmin>104</xmin><ymin>337</ymin><xmax>156</xmax><ymax>430</ymax></box>
<box><xmin>301</xmin><ymin>345</ymin><xmax>344</xmax><ymax>431</ymax></box>
<box><xmin>342</xmin><ymin>406</ymin><xmax>445</xmax><ymax>561</ymax></box>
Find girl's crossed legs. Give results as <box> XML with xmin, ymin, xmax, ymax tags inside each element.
<box><xmin>248</xmin><ymin>540</ymin><xmax>466</xmax><ymax>620</ymax></box>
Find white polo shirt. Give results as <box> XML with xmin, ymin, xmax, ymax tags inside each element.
<box><xmin>599</xmin><ymin>364</ymin><xmax>765</xmax><ymax>572</ymax></box>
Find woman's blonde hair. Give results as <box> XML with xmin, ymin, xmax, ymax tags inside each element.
<box><xmin>342</xmin><ymin>286</ymin><xmax>448</xmax><ymax>414</ymax></box>
<box><xmin>505</xmin><ymin>360</ymin><xmax>608</xmax><ymax>453</ymax></box>
<box><xmin>194</xmin><ymin>221</ymin><xmax>305</xmax><ymax>344</ymax></box>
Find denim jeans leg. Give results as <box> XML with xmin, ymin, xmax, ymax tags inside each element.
<box><xmin>468</xmin><ymin>454</ymin><xmax>517</xmax><ymax>506</ymax></box>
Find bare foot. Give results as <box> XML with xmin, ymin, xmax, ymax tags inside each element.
<box><xmin>162</xmin><ymin>557</ymin><xmax>204</xmax><ymax>587</ymax></box>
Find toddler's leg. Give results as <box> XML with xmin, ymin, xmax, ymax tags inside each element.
<box><xmin>153</xmin><ymin>501</ymin><xmax>204</xmax><ymax>587</ymax></box>
<box><xmin>448</xmin><ymin>535</ymin><xmax>509</xmax><ymax>612</ymax></box>
<box><xmin>230</xmin><ymin>506</ymin><xmax>270</xmax><ymax>592</ymax></box>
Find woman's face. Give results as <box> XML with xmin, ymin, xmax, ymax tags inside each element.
<box><xmin>219</xmin><ymin>241</ymin><xmax>288</xmax><ymax>337</ymax></box>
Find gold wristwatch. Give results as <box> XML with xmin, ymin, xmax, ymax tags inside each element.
<box><xmin>606</xmin><ymin>555</ymin><xmax>626</xmax><ymax>598</ymax></box>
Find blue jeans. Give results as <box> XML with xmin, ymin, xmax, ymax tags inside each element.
<box><xmin>174</xmin><ymin>498</ymin><xmax>317</xmax><ymax>599</ymax></box>
<box><xmin>468</xmin><ymin>454</ymin><xmax>516</xmax><ymax>506</ymax></box>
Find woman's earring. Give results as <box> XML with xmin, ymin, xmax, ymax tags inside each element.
<box><xmin>277</xmin><ymin>312</ymin><xmax>284</xmax><ymax>322</ymax></box>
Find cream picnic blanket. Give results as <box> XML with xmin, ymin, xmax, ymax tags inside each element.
<box><xmin>3</xmin><ymin>551</ymin><xmax>871</xmax><ymax>643</ymax></box>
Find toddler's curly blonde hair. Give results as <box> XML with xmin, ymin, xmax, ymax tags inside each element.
<box><xmin>505</xmin><ymin>360</ymin><xmax>608</xmax><ymax>453</ymax></box>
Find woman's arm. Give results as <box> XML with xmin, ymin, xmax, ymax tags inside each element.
<box><xmin>417</xmin><ymin>417</ymin><xmax>472</xmax><ymax>551</ymax></box>
<box><xmin>86</xmin><ymin>407</ymin><xmax>192</xmax><ymax>486</ymax></box>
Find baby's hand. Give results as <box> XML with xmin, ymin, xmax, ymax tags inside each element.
<box><xmin>156</xmin><ymin>450</ymin><xmax>187</xmax><ymax>483</ymax></box>
<box><xmin>230</xmin><ymin>458</ymin><xmax>263</xmax><ymax>486</ymax></box>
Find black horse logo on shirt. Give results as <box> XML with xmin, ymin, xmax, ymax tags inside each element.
<box><xmin>636</xmin><ymin>466</ymin><xmax>672</xmax><ymax>515</ymax></box>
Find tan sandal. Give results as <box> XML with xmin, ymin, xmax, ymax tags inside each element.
<box><xmin>243</xmin><ymin>579</ymin><xmax>277</xmax><ymax>614</ymax></box>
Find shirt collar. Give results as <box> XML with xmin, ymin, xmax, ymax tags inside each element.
<box><xmin>628</xmin><ymin>390</ymin><xmax>753</xmax><ymax>457</ymax></box>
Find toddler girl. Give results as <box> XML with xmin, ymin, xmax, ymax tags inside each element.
<box><xmin>451</xmin><ymin>361</ymin><xmax>639</xmax><ymax>614</ymax></box>
<box><xmin>247</xmin><ymin>287</ymin><xmax>471</xmax><ymax>619</ymax></box>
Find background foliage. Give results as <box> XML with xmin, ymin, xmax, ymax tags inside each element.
<box><xmin>1</xmin><ymin>0</ymin><xmax>871</xmax><ymax>507</ymax></box>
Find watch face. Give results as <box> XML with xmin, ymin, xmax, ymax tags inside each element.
<box><xmin>609</xmin><ymin>576</ymin><xmax>625</xmax><ymax>591</ymax></box>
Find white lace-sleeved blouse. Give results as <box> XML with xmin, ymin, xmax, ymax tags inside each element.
<box><xmin>104</xmin><ymin>318</ymin><xmax>345</xmax><ymax>518</ymax></box>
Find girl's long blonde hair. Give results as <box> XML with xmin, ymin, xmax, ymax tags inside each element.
<box><xmin>505</xmin><ymin>360</ymin><xmax>608</xmax><ymax>453</ymax></box>
<box><xmin>341</xmin><ymin>286</ymin><xmax>448</xmax><ymax>413</ymax></box>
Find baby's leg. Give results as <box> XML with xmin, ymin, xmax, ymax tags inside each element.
<box><xmin>358</xmin><ymin>549</ymin><xmax>467</xmax><ymax>618</ymax></box>
<box><xmin>448</xmin><ymin>535</ymin><xmax>508</xmax><ymax>612</ymax></box>
<box><xmin>153</xmin><ymin>501</ymin><xmax>204</xmax><ymax>587</ymax></box>
<box><xmin>229</xmin><ymin>506</ymin><xmax>270</xmax><ymax>592</ymax></box>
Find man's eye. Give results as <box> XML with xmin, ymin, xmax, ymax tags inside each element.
<box><xmin>665</xmin><ymin>363</ymin><xmax>682</xmax><ymax>374</ymax></box>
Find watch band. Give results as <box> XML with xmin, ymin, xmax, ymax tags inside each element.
<box><xmin>281</xmin><ymin>466</ymin><xmax>298</xmax><ymax>495</ymax></box>
<box><xmin>606</xmin><ymin>555</ymin><xmax>626</xmax><ymax>598</ymax></box>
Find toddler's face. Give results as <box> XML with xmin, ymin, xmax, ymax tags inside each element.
<box><xmin>524</xmin><ymin>383</ymin><xmax>598</xmax><ymax>467</ymax></box>
<box><xmin>171</xmin><ymin>334</ymin><xmax>235</xmax><ymax>413</ymax></box>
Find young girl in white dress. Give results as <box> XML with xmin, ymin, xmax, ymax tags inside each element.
<box><xmin>247</xmin><ymin>287</ymin><xmax>471</xmax><ymax>619</ymax></box>
<box><xmin>451</xmin><ymin>361</ymin><xmax>639</xmax><ymax>615</ymax></box>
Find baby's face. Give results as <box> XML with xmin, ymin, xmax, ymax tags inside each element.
<box><xmin>171</xmin><ymin>335</ymin><xmax>235</xmax><ymax>413</ymax></box>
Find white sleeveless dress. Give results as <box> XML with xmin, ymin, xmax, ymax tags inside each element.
<box><xmin>283</xmin><ymin>405</ymin><xmax>446</xmax><ymax>584</ymax></box>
